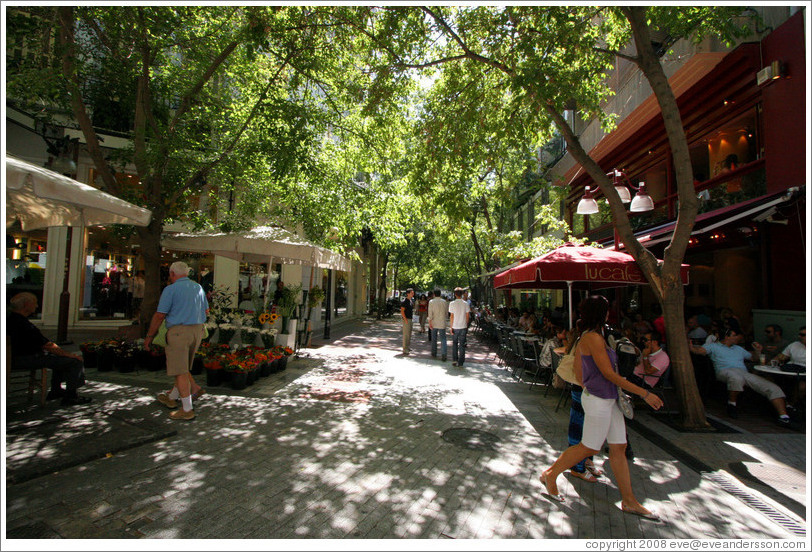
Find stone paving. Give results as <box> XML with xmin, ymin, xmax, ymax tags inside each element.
<box><xmin>3</xmin><ymin>317</ymin><xmax>809</xmax><ymax>543</ymax></box>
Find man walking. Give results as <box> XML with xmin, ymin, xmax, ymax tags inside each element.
<box><xmin>449</xmin><ymin>287</ymin><xmax>471</xmax><ymax>367</ymax></box>
<box><xmin>400</xmin><ymin>288</ymin><xmax>415</xmax><ymax>356</ymax></box>
<box><xmin>144</xmin><ymin>261</ymin><xmax>208</xmax><ymax>420</ymax></box>
<box><xmin>427</xmin><ymin>288</ymin><xmax>449</xmax><ymax>361</ymax></box>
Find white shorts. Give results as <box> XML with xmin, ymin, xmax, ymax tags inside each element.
<box><xmin>581</xmin><ymin>389</ymin><xmax>627</xmax><ymax>450</ymax></box>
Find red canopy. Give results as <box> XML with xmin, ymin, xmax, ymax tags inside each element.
<box><xmin>493</xmin><ymin>243</ymin><xmax>689</xmax><ymax>328</ymax></box>
<box><xmin>493</xmin><ymin>243</ymin><xmax>689</xmax><ymax>289</ymax></box>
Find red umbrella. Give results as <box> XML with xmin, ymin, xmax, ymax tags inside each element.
<box><xmin>494</xmin><ymin>243</ymin><xmax>689</xmax><ymax>327</ymax></box>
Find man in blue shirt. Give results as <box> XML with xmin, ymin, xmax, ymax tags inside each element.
<box><xmin>145</xmin><ymin>261</ymin><xmax>208</xmax><ymax>420</ymax></box>
<box><xmin>689</xmin><ymin>328</ymin><xmax>790</xmax><ymax>426</ymax></box>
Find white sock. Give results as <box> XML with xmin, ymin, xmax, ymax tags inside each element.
<box><xmin>780</xmin><ymin>414</ymin><xmax>790</xmax><ymax>420</ymax></box>
<box><xmin>169</xmin><ymin>387</ymin><xmax>180</xmax><ymax>400</ymax></box>
<box><xmin>728</xmin><ymin>401</ymin><xmax>737</xmax><ymax>406</ymax></box>
<box><xmin>181</xmin><ymin>395</ymin><xmax>193</xmax><ymax>412</ymax></box>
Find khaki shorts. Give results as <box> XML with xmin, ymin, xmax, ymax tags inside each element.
<box><xmin>165</xmin><ymin>324</ymin><xmax>204</xmax><ymax>377</ymax></box>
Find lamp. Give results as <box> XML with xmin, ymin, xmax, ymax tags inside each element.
<box><xmin>630</xmin><ymin>182</ymin><xmax>655</xmax><ymax>212</ymax></box>
<box><xmin>576</xmin><ymin>186</ymin><xmax>599</xmax><ymax>214</ymax></box>
<box><xmin>576</xmin><ymin>169</ymin><xmax>655</xmax><ymax>215</ymax></box>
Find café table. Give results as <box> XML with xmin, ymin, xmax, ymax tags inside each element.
<box><xmin>753</xmin><ymin>364</ymin><xmax>806</xmax><ymax>404</ymax></box>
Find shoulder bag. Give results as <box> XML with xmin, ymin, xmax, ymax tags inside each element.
<box><xmin>555</xmin><ymin>334</ymin><xmax>583</xmax><ymax>386</ymax></box>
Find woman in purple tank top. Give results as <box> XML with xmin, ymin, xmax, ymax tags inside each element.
<box><xmin>540</xmin><ymin>295</ymin><xmax>664</xmax><ymax>520</ymax></box>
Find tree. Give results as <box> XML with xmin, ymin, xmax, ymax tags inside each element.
<box><xmin>7</xmin><ymin>6</ymin><xmax>418</xmax><ymax>331</ymax></box>
<box><xmin>348</xmin><ymin>5</ymin><xmax>753</xmax><ymax>428</ymax></box>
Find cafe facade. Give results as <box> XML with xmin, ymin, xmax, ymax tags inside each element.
<box><xmin>507</xmin><ymin>7</ymin><xmax>807</xmax><ymax>337</ymax></box>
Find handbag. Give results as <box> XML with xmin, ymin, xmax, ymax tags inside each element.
<box><xmin>555</xmin><ymin>334</ymin><xmax>583</xmax><ymax>386</ymax></box>
<box><xmin>152</xmin><ymin>320</ymin><xmax>168</xmax><ymax>347</ymax></box>
<box><xmin>616</xmin><ymin>386</ymin><xmax>634</xmax><ymax>419</ymax></box>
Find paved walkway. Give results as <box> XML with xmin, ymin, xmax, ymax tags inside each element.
<box><xmin>3</xmin><ymin>317</ymin><xmax>809</xmax><ymax>543</ymax></box>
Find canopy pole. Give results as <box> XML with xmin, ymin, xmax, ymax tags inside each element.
<box><xmin>567</xmin><ymin>281</ymin><xmax>574</xmax><ymax>330</ymax></box>
<box><xmin>264</xmin><ymin>256</ymin><xmax>274</xmax><ymax>310</ymax></box>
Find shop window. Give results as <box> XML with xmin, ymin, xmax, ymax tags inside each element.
<box><xmin>6</xmin><ymin>225</ymin><xmax>48</xmax><ymax>319</ymax></box>
<box><xmin>80</xmin><ymin>227</ymin><xmax>136</xmax><ymax>319</ymax></box>
<box><xmin>691</xmin><ymin>107</ymin><xmax>766</xmax><ymax>211</ymax></box>
<box><xmin>334</xmin><ymin>271</ymin><xmax>348</xmax><ymax>318</ymax></box>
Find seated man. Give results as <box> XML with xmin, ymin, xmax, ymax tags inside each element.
<box><xmin>686</xmin><ymin>315</ymin><xmax>708</xmax><ymax>343</ymax></box>
<box><xmin>7</xmin><ymin>292</ymin><xmax>91</xmax><ymax>406</ymax></box>
<box><xmin>628</xmin><ymin>331</ymin><xmax>669</xmax><ymax>390</ymax></box>
<box><xmin>762</xmin><ymin>324</ymin><xmax>789</xmax><ymax>363</ymax></box>
<box><xmin>689</xmin><ymin>328</ymin><xmax>790</xmax><ymax>425</ymax></box>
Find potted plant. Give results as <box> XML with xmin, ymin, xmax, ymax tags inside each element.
<box><xmin>217</xmin><ymin>322</ymin><xmax>238</xmax><ymax>346</ymax></box>
<box><xmin>203</xmin><ymin>355</ymin><xmax>225</xmax><ymax>387</ymax></box>
<box><xmin>277</xmin><ymin>283</ymin><xmax>302</xmax><ymax>334</ymax></box>
<box><xmin>96</xmin><ymin>340</ymin><xmax>120</xmax><ymax>371</ymax></box>
<box><xmin>260</xmin><ymin>327</ymin><xmax>277</xmax><ymax>349</ymax></box>
<box><xmin>225</xmin><ymin>355</ymin><xmax>253</xmax><ymax>390</ymax></box>
<box><xmin>307</xmin><ymin>285</ymin><xmax>326</xmax><ymax>309</ymax></box>
<box><xmin>79</xmin><ymin>341</ymin><xmax>100</xmax><ymax>368</ymax></box>
<box><xmin>115</xmin><ymin>341</ymin><xmax>138</xmax><ymax>373</ymax></box>
<box><xmin>272</xmin><ymin>345</ymin><xmax>294</xmax><ymax>370</ymax></box>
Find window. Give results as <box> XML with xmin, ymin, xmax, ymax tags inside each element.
<box><xmin>80</xmin><ymin>227</ymin><xmax>137</xmax><ymax>319</ymax></box>
<box><xmin>6</xmin><ymin>224</ymin><xmax>48</xmax><ymax>319</ymax></box>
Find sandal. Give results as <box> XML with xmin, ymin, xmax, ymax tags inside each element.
<box><xmin>540</xmin><ymin>471</ymin><xmax>565</xmax><ymax>502</ymax></box>
<box><xmin>585</xmin><ymin>461</ymin><xmax>604</xmax><ymax>478</ymax></box>
<box><xmin>568</xmin><ymin>469</ymin><xmax>598</xmax><ymax>483</ymax></box>
<box><xmin>621</xmin><ymin>505</ymin><xmax>661</xmax><ymax>521</ymax></box>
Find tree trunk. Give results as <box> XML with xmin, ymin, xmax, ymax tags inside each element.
<box><xmin>367</xmin><ymin>245</ymin><xmax>378</xmax><ymax>315</ymax></box>
<box><xmin>136</xmin><ymin>220</ymin><xmax>164</xmax><ymax>336</ymax></box>
<box><xmin>660</xmin><ymin>281</ymin><xmax>709</xmax><ymax>428</ymax></box>
<box><xmin>377</xmin><ymin>254</ymin><xmax>389</xmax><ymax>319</ymax></box>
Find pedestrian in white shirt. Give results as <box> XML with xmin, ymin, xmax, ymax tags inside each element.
<box><xmin>427</xmin><ymin>289</ymin><xmax>449</xmax><ymax>361</ymax></box>
<box><xmin>449</xmin><ymin>287</ymin><xmax>471</xmax><ymax>368</ymax></box>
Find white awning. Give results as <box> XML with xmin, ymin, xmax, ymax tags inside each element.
<box><xmin>162</xmin><ymin>226</ymin><xmax>352</xmax><ymax>271</ymax></box>
<box><xmin>6</xmin><ymin>154</ymin><xmax>152</xmax><ymax>230</ymax></box>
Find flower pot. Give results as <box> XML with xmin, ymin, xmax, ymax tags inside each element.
<box><xmin>260</xmin><ymin>362</ymin><xmax>272</xmax><ymax>377</ymax></box>
<box><xmin>229</xmin><ymin>371</ymin><xmax>247</xmax><ymax>390</ymax></box>
<box><xmin>247</xmin><ymin>370</ymin><xmax>257</xmax><ymax>385</ymax></box>
<box><xmin>206</xmin><ymin>367</ymin><xmax>223</xmax><ymax>387</ymax></box>
<box><xmin>97</xmin><ymin>349</ymin><xmax>116</xmax><ymax>372</ymax></box>
<box><xmin>117</xmin><ymin>355</ymin><xmax>136</xmax><ymax>373</ymax></box>
<box><xmin>218</xmin><ymin>328</ymin><xmax>236</xmax><ymax>346</ymax></box>
<box><xmin>191</xmin><ymin>357</ymin><xmax>204</xmax><ymax>375</ymax></box>
<box><xmin>279</xmin><ymin>356</ymin><xmax>288</xmax><ymax>371</ymax></box>
<box><xmin>281</xmin><ymin>316</ymin><xmax>290</xmax><ymax>334</ymax></box>
<box><xmin>261</xmin><ymin>334</ymin><xmax>275</xmax><ymax>349</ymax></box>
<box><xmin>81</xmin><ymin>350</ymin><xmax>98</xmax><ymax>368</ymax></box>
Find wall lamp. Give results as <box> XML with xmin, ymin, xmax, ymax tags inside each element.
<box><xmin>576</xmin><ymin>169</ymin><xmax>655</xmax><ymax>215</ymax></box>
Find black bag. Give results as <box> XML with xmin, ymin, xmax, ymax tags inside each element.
<box><xmin>615</xmin><ymin>337</ymin><xmax>639</xmax><ymax>379</ymax></box>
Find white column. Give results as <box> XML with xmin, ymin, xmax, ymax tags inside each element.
<box><xmin>213</xmin><ymin>255</ymin><xmax>240</xmax><ymax>307</ymax></box>
<box><xmin>41</xmin><ymin>226</ymin><xmax>68</xmax><ymax>325</ymax></box>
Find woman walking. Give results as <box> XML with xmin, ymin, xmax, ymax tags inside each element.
<box><xmin>540</xmin><ymin>295</ymin><xmax>663</xmax><ymax>520</ymax></box>
<box><xmin>417</xmin><ymin>294</ymin><xmax>429</xmax><ymax>334</ymax></box>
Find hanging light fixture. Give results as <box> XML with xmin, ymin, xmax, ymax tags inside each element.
<box><xmin>630</xmin><ymin>182</ymin><xmax>655</xmax><ymax>212</ymax></box>
<box><xmin>576</xmin><ymin>186</ymin><xmax>599</xmax><ymax>214</ymax></box>
<box><xmin>576</xmin><ymin>168</ymin><xmax>654</xmax><ymax>215</ymax></box>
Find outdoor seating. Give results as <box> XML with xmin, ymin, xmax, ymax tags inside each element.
<box><xmin>524</xmin><ymin>337</ymin><xmax>551</xmax><ymax>390</ymax></box>
<box><xmin>6</xmin><ymin>343</ymin><xmax>48</xmax><ymax>407</ymax></box>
